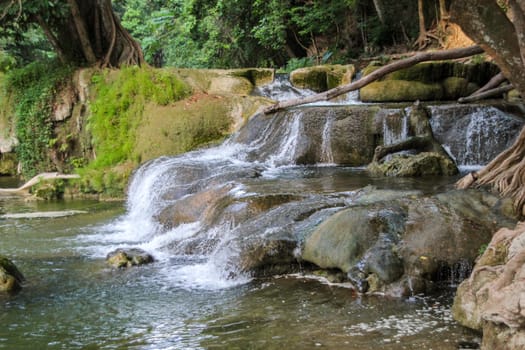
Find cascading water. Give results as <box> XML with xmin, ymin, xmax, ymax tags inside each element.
<box><xmin>429</xmin><ymin>105</ymin><xmax>524</xmax><ymax>168</ymax></box>
<box><xmin>251</xmin><ymin>72</ymin><xmax>361</xmax><ymax>105</ymax></box>
<box><xmin>86</xmin><ymin>76</ymin><xmax>523</xmax><ymax>292</ymax></box>
<box><xmin>320</xmin><ymin>110</ymin><xmax>335</xmax><ymax>164</ymax></box>
<box><xmin>252</xmin><ymin>73</ymin><xmax>315</xmax><ymax>101</ymax></box>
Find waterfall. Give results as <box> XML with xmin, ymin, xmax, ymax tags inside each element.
<box><xmin>265</xmin><ymin>112</ymin><xmax>303</xmax><ymax>167</ymax></box>
<box><xmin>429</xmin><ymin>105</ymin><xmax>523</xmax><ymax>167</ymax></box>
<box><xmin>383</xmin><ymin>110</ymin><xmax>409</xmax><ymax>146</ymax></box>
<box><xmin>252</xmin><ymin>73</ymin><xmax>361</xmax><ymax>105</ymax></box>
<box><xmin>320</xmin><ymin>111</ymin><xmax>335</xmax><ymax>164</ymax></box>
<box><xmin>252</xmin><ymin>74</ymin><xmax>315</xmax><ymax>101</ymax></box>
<box><xmin>93</xmin><ymin>97</ymin><xmax>522</xmax><ymax>290</ymax></box>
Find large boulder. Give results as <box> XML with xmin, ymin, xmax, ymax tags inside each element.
<box><xmin>290</xmin><ymin>64</ymin><xmax>355</xmax><ymax>92</ymax></box>
<box><xmin>175</xmin><ymin>68</ymin><xmax>274</xmax><ymax>95</ymax></box>
<box><xmin>301</xmin><ymin>188</ymin><xmax>515</xmax><ymax>296</ymax></box>
<box><xmin>0</xmin><ymin>256</ymin><xmax>25</xmax><ymax>293</ymax></box>
<box><xmin>452</xmin><ymin>222</ymin><xmax>525</xmax><ymax>349</ymax></box>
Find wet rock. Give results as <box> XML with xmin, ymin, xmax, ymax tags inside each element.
<box><xmin>290</xmin><ymin>64</ymin><xmax>355</xmax><ymax>92</ymax></box>
<box><xmin>300</xmin><ymin>188</ymin><xmax>515</xmax><ymax>296</ymax></box>
<box><xmin>106</xmin><ymin>248</ymin><xmax>154</xmax><ymax>268</ymax></box>
<box><xmin>239</xmin><ymin>239</ymin><xmax>299</xmax><ymax>277</ymax></box>
<box><xmin>452</xmin><ymin>222</ymin><xmax>525</xmax><ymax>349</ymax></box>
<box><xmin>0</xmin><ymin>153</ymin><xmax>17</xmax><ymax>176</ymax></box>
<box><xmin>0</xmin><ymin>255</ymin><xmax>25</xmax><ymax>293</ymax></box>
<box><xmin>367</xmin><ymin>152</ymin><xmax>458</xmax><ymax>177</ymax></box>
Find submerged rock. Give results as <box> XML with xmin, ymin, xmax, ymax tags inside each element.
<box><xmin>106</xmin><ymin>248</ymin><xmax>154</xmax><ymax>268</ymax></box>
<box><xmin>0</xmin><ymin>255</ymin><xmax>25</xmax><ymax>293</ymax></box>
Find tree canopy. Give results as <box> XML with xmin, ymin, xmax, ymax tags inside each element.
<box><xmin>0</xmin><ymin>0</ymin><xmax>144</xmax><ymax>67</ymax></box>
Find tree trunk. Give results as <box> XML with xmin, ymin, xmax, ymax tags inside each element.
<box><xmin>414</xmin><ymin>0</ymin><xmax>429</xmax><ymax>49</ymax></box>
<box><xmin>372</xmin><ymin>0</ymin><xmax>385</xmax><ymax>24</ymax></box>
<box><xmin>67</xmin><ymin>0</ymin><xmax>97</xmax><ymax>65</ymax></box>
<box><xmin>264</xmin><ymin>45</ymin><xmax>484</xmax><ymax>114</ymax></box>
<box><xmin>451</xmin><ymin>0</ymin><xmax>525</xmax><ymax>215</ymax></box>
<box><xmin>52</xmin><ymin>0</ymin><xmax>144</xmax><ymax>67</ymax></box>
<box><xmin>450</xmin><ymin>0</ymin><xmax>525</xmax><ymax>96</ymax></box>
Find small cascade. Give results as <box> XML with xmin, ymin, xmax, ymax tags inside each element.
<box><xmin>266</xmin><ymin>112</ymin><xmax>303</xmax><ymax>167</ymax></box>
<box><xmin>383</xmin><ymin>111</ymin><xmax>409</xmax><ymax>146</ymax></box>
<box><xmin>463</xmin><ymin>108</ymin><xmax>515</xmax><ymax>166</ymax></box>
<box><xmin>320</xmin><ymin>111</ymin><xmax>335</xmax><ymax>164</ymax></box>
<box><xmin>252</xmin><ymin>74</ymin><xmax>315</xmax><ymax>101</ymax></box>
<box><xmin>429</xmin><ymin>105</ymin><xmax>524</xmax><ymax>168</ymax></box>
<box><xmin>436</xmin><ymin>260</ymin><xmax>473</xmax><ymax>288</ymax></box>
<box><xmin>253</xmin><ymin>73</ymin><xmax>362</xmax><ymax>105</ymax></box>
<box><xmin>379</xmin><ymin>109</ymin><xmax>410</xmax><ymax>160</ymax></box>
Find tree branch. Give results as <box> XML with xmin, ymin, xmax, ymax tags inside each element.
<box><xmin>264</xmin><ymin>45</ymin><xmax>484</xmax><ymax>114</ymax></box>
<box><xmin>458</xmin><ymin>84</ymin><xmax>513</xmax><ymax>103</ymax></box>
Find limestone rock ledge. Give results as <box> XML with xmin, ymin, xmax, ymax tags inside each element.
<box><xmin>452</xmin><ymin>222</ymin><xmax>525</xmax><ymax>349</ymax></box>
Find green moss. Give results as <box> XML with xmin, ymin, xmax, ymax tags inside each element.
<box><xmin>87</xmin><ymin>67</ymin><xmax>190</xmax><ymax>169</ymax></box>
<box><xmin>77</xmin><ymin>67</ymin><xmax>190</xmax><ymax>194</ymax></box>
<box><xmin>360</xmin><ymin>80</ymin><xmax>444</xmax><ymax>102</ymax></box>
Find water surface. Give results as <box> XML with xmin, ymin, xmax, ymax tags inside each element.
<box><xmin>0</xmin><ymin>170</ymin><xmax>479</xmax><ymax>349</ymax></box>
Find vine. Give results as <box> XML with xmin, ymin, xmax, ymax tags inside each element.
<box><xmin>5</xmin><ymin>60</ymin><xmax>73</xmax><ymax>178</ymax></box>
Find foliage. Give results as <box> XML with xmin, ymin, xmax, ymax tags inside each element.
<box><xmin>80</xmin><ymin>66</ymin><xmax>190</xmax><ymax>194</ymax></box>
<box><xmin>4</xmin><ymin>60</ymin><xmax>73</xmax><ymax>178</ymax></box>
<box><xmin>0</xmin><ymin>1</ymin><xmax>66</xmax><ymax>63</ymax></box>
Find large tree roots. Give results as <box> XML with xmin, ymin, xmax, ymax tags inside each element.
<box><xmin>456</xmin><ymin>126</ymin><xmax>525</xmax><ymax>216</ymax></box>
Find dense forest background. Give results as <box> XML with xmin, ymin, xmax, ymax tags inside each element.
<box><xmin>0</xmin><ymin>0</ymin><xmax>448</xmax><ymax>70</ymax></box>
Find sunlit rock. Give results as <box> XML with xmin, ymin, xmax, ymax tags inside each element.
<box><xmin>106</xmin><ymin>248</ymin><xmax>154</xmax><ymax>268</ymax></box>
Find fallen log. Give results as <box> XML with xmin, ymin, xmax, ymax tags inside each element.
<box><xmin>264</xmin><ymin>45</ymin><xmax>484</xmax><ymax>114</ymax></box>
<box><xmin>0</xmin><ymin>172</ymin><xmax>80</xmax><ymax>195</ymax></box>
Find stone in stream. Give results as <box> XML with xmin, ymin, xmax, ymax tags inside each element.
<box><xmin>106</xmin><ymin>248</ymin><xmax>154</xmax><ymax>268</ymax></box>
<box><xmin>0</xmin><ymin>255</ymin><xmax>25</xmax><ymax>293</ymax></box>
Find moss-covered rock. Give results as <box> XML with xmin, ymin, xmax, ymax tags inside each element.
<box><xmin>230</xmin><ymin>68</ymin><xmax>275</xmax><ymax>86</ymax></box>
<box><xmin>367</xmin><ymin>152</ymin><xmax>458</xmax><ymax>177</ymax></box>
<box><xmin>361</xmin><ymin>80</ymin><xmax>444</xmax><ymax>102</ymax></box>
<box><xmin>360</xmin><ymin>61</ymin><xmax>499</xmax><ymax>102</ymax></box>
<box><xmin>0</xmin><ymin>255</ymin><xmax>24</xmax><ymax>293</ymax></box>
<box><xmin>106</xmin><ymin>248</ymin><xmax>154</xmax><ymax>268</ymax></box>
<box><xmin>290</xmin><ymin>64</ymin><xmax>355</xmax><ymax>92</ymax></box>
<box><xmin>0</xmin><ymin>153</ymin><xmax>17</xmax><ymax>175</ymax></box>
<box><xmin>174</xmin><ymin>68</ymin><xmax>274</xmax><ymax>95</ymax></box>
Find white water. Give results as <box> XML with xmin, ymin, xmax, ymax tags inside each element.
<box><xmin>77</xmin><ymin>77</ymin><xmax>521</xmax><ymax>291</ymax></box>
<box><xmin>252</xmin><ymin>73</ymin><xmax>362</xmax><ymax>105</ymax></box>
<box><xmin>320</xmin><ymin>111</ymin><xmax>335</xmax><ymax>164</ymax></box>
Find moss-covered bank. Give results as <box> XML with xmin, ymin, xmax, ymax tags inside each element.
<box><xmin>0</xmin><ymin>63</ymin><xmax>273</xmax><ymax>198</ymax></box>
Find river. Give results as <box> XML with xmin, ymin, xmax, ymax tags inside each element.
<box><xmin>3</xmin><ymin>76</ymin><xmax>514</xmax><ymax>349</ymax></box>
<box><xmin>0</xmin><ymin>168</ymin><xmax>479</xmax><ymax>349</ymax></box>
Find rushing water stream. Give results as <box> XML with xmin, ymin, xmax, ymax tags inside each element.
<box><xmin>0</xmin><ymin>171</ymin><xmax>479</xmax><ymax>350</ymax></box>
<box><xmin>3</xmin><ymin>77</ymin><xmax>519</xmax><ymax>349</ymax></box>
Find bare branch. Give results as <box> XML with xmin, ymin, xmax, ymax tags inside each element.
<box><xmin>458</xmin><ymin>84</ymin><xmax>514</xmax><ymax>103</ymax></box>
